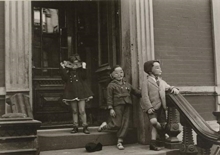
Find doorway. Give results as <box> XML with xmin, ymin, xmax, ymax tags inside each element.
<box><xmin>32</xmin><ymin>1</ymin><xmax>121</xmax><ymax>128</ymax></box>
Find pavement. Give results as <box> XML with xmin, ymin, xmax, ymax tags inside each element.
<box><xmin>39</xmin><ymin>143</ymin><xmax>179</xmax><ymax>155</ymax></box>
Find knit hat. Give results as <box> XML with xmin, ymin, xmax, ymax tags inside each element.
<box><xmin>85</xmin><ymin>142</ymin><xmax>103</xmax><ymax>152</ymax></box>
<box><xmin>144</xmin><ymin>60</ymin><xmax>160</xmax><ymax>74</ymax></box>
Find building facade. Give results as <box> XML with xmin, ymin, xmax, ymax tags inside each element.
<box><xmin>0</xmin><ymin>0</ymin><xmax>220</xmax><ymax>144</ymax></box>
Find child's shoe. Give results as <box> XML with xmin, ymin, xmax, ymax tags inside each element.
<box><xmin>83</xmin><ymin>126</ymin><xmax>90</xmax><ymax>134</ymax></box>
<box><xmin>71</xmin><ymin>126</ymin><xmax>78</xmax><ymax>133</ymax></box>
<box><xmin>149</xmin><ymin>140</ymin><xmax>161</xmax><ymax>151</ymax></box>
<box><xmin>98</xmin><ymin>122</ymin><xmax>107</xmax><ymax>132</ymax></box>
<box><xmin>117</xmin><ymin>143</ymin><xmax>124</xmax><ymax>150</ymax></box>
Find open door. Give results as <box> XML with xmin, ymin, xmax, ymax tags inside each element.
<box><xmin>32</xmin><ymin>1</ymin><xmax>121</xmax><ymax>128</ymax></box>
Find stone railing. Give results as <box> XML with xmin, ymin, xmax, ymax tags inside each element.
<box><xmin>163</xmin><ymin>93</ymin><xmax>220</xmax><ymax>155</ymax></box>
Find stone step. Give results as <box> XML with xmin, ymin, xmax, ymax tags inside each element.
<box><xmin>39</xmin><ymin>143</ymin><xmax>179</xmax><ymax>155</ymax></box>
<box><xmin>37</xmin><ymin>127</ymin><xmax>137</xmax><ymax>151</ymax></box>
<box><xmin>0</xmin><ymin>148</ymin><xmax>37</xmax><ymax>155</ymax></box>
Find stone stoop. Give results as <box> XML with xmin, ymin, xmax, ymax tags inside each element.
<box><xmin>0</xmin><ymin>118</ymin><xmax>41</xmax><ymax>155</ymax></box>
<box><xmin>39</xmin><ymin>143</ymin><xmax>179</xmax><ymax>155</ymax></box>
<box><xmin>37</xmin><ymin>127</ymin><xmax>137</xmax><ymax>151</ymax></box>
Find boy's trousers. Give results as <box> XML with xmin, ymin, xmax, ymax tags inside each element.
<box><xmin>106</xmin><ymin>104</ymin><xmax>131</xmax><ymax>139</ymax></box>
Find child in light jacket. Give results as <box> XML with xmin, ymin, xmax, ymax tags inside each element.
<box><xmin>141</xmin><ymin>60</ymin><xmax>179</xmax><ymax>151</ymax></box>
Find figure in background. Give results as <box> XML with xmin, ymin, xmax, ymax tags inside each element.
<box><xmin>141</xmin><ymin>60</ymin><xmax>179</xmax><ymax>151</ymax></box>
<box><xmin>60</xmin><ymin>54</ymin><xmax>93</xmax><ymax>134</ymax></box>
<box><xmin>98</xmin><ymin>65</ymin><xmax>141</xmax><ymax>150</ymax></box>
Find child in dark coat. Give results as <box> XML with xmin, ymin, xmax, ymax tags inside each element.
<box><xmin>98</xmin><ymin>65</ymin><xmax>141</xmax><ymax>150</ymax></box>
<box><xmin>141</xmin><ymin>60</ymin><xmax>179</xmax><ymax>151</ymax></box>
<box><xmin>60</xmin><ymin>54</ymin><xmax>93</xmax><ymax>134</ymax></box>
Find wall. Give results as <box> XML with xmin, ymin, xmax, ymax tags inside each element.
<box><xmin>0</xmin><ymin>1</ymin><xmax>5</xmax><ymax>116</ymax></box>
<box><xmin>153</xmin><ymin>0</ymin><xmax>215</xmax><ymax>120</ymax></box>
<box><xmin>0</xmin><ymin>1</ymin><xmax>4</xmax><ymax>87</ymax></box>
<box><xmin>153</xmin><ymin>0</ymin><xmax>214</xmax><ymax>86</ymax></box>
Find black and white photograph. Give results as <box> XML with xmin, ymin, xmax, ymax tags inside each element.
<box><xmin>0</xmin><ymin>0</ymin><xmax>220</xmax><ymax>154</ymax></box>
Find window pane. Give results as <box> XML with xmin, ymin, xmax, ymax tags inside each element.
<box><xmin>42</xmin><ymin>36</ymin><xmax>60</xmax><ymax>68</ymax></box>
<box><xmin>42</xmin><ymin>8</ymin><xmax>59</xmax><ymax>34</ymax></box>
<box><xmin>33</xmin><ymin>47</ymin><xmax>41</xmax><ymax>68</ymax></box>
<box><xmin>34</xmin><ymin>7</ymin><xmax>41</xmax><ymax>35</ymax></box>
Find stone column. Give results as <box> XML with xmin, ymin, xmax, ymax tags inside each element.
<box><xmin>165</xmin><ymin>100</ymin><xmax>181</xmax><ymax>149</ymax></box>
<box><xmin>5</xmin><ymin>1</ymin><xmax>32</xmax><ymax>104</ymax></box>
<box><xmin>120</xmin><ymin>0</ymin><xmax>155</xmax><ymax>144</ymax></box>
<box><xmin>180</xmin><ymin>117</ymin><xmax>198</xmax><ymax>155</ymax></box>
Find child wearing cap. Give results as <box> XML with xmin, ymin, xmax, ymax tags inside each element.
<box><xmin>98</xmin><ymin>65</ymin><xmax>141</xmax><ymax>150</ymax></box>
<box><xmin>141</xmin><ymin>60</ymin><xmax>179</xmax><ymax>151</ymax></box>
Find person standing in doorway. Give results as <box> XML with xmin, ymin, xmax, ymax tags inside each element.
<box><xmin>60</xmin><ymin>54</ymin><xmax>93</xmax><ymax>134</ymax></box>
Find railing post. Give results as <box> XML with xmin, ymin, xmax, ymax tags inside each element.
<box><xmin>180</xmin><ymin>117</ymin><xmax>198</xmax><ymax>155</ymax></box>
<box><xmin>165</xmin><ymin>101</ymin><xmax>181</xmax><ymax>149</ymax></box>
<box><xmin>197</xmin><ymin>135</ymin><xmax>213</xmax><ymax>155</ymax></box>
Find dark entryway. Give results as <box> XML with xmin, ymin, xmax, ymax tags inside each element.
<box><xmin>32</xmin><ymin>1</ymin><xmax>121</xmax><ymax>128</ymax></box>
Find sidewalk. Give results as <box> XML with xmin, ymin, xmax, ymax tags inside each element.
<box><xmin>39</xmin><ymin>143</ymin><xmax>179</xmax><ymax>155</ymax></box>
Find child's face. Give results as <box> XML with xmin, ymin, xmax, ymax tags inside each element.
<box><xmin>151</xmin><ymin>62</ymin><xmax>162</xmax><ymax>76</ymax></box>
<box><xmin>111</xmin><ymin>67</ymin><xmax>124</xmax><ymax>81</ymax></box>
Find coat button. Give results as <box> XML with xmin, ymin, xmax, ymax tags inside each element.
<box><xmin>76</xmin><ymin>79</ymin><xmax>78</xmax><ymax>81</ymax></box>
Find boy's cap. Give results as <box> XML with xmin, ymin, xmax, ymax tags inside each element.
<box><xmin>110</xmin><ymin>65</ymin><xmax>122</xmax><ymax>74</ymax></box>
<box><xmin>85</xmin><ymin>142</ymin><xmax>102</xmax><ymax>152</ymax></box>
<box><xmin>144</xmin><ymin>60</ymin><xmax>160</xmax><ymax>74</ymax></box>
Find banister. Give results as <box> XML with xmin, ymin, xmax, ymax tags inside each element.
<box><xmin>166</xmin><ymin>93</ymin><xmax>220</xmax><ymax>155</ymax></box>
<box><xmin>167</xmin><ymin>93</ymin><xmax>220</xmax><ymax>143</ymax></box>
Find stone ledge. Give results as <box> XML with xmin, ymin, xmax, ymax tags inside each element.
<box><xmin>38</xmin><ymin>127</ymin><xmax>137</xmax><ymax>151</ymax></box>
<box><xmin>0</xmin><ymin>118</ymin><xmax>41</xmax><ymax>155</ymax></box>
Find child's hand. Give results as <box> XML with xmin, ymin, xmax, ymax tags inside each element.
<box><xmin>147</xmin><ymin>108</ymin><xmax>155</xmax><ymax>114</ymax></box>
<box><xmin>171</xmin><ymin>88</ymin><xmax>179</xmax><ymax>94</ymax></box>
<box><xmin>82</xmin><ymin>62</ymin><xmax>86</xmax><ymax>69</ymax></box>
<box><xmin>110</xmin><ymin>109</ymin><xmax>116</xmax><ymax>117</ymax></box>
<box><xmin>60</xmin><ymin>62</ymin><xmax>65</xmax><ymax>68</ymax></box>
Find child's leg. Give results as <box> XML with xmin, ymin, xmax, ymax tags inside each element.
<box><xmin>70</xmin><ymin>101</ymin><xmax>78</xmax><ymax>127</ymax></box>
<box><xmin>116</xmin><ymin>105</ymin><xmax>131</xmax><ymax>150</ymax></box>
<box><xmin>98</xmin><ymin>105</ymin><xmax>123</xmax><ymax>132</ymax></box>
<box><xmin>150</xmin><ymin>118</ymin><xmax>162</xmax><ymax>132</ymax></box>
<box><xmin>149</xmin><ymin>118</ymin><xmax>162</xmax><ymax>151</ymax></box>
<box><xmin>70</xmin><ymin>101</ymin><xmax>79</xmax><ymax>133</ymax></box>
<box><xmin>78</xmin><ymin>100</ymin><xmax>87</xmax><ymax>126</ymax></box>
<box><xmin>117</xmin><ymin>104</ymin><xmax>131</xmax><ymax>139</ymax></box>
<box><xmin>106</xmin><ymin>105</ymin><xmax>123</xmax><ymax>130</ymax></box>
<box><xmin>151</xmin><ymin>127</ymin><xmax>157</xmax><ymax>140</ymax></box>
<box><xmin>78</xmin><ymin>100</ymin><xmax>90</xmax><ymax>134</ymax></box>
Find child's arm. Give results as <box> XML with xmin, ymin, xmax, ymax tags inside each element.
<box><xmin>140</xmin><ymin>78</ymin><xmax>154</xmax><ymax>113</ymax></box>
<box><xmin>130</xmin><ymin>85</ymin><xmax>142</xmax><ymax>98</ymax></box>
<box><xmin>107</xmin><ymin>84</ymin><xmax>114</xmax><ymax>109</ymax></box>
<box><xmin>60</xmin><ymin>62</ymin><xmax>68</xmax><ymax>81</ymax></box>
<box><xmin>163</xmin><ymin>80</ymin><xmax>179</xmax><ymax>94</ymax></box>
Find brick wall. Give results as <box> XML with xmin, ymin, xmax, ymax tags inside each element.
<box><xmin>0</xmin><ymin>1</ymin><xmax>4</xmax><ymax>87</ymax></box>
<box><xmin>153</xmin><ymin>0</ymin><xmax>215</xmax><ymax>121</ymax></box>
<box><xmin>185</xmin><ymin>95</ymin><xmax>216</xmax><ymax>121</ymax></box>
<box><xmin>153</xmin><ymin>0</ymin><xmax>214</xmax><ymax>86</ymax></box>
